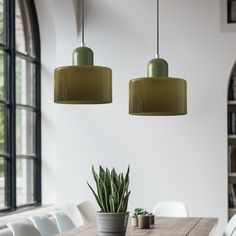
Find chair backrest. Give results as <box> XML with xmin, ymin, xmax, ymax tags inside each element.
<box><xmin>51</xmin><ymin>211</ymin><xmax>75</xmax><ymax>233</ymax></box>
<box><xmin>60</xmin><ymin>204</ymin><xmax>84</xmax><ymax>227</ymax></box>
<box><xmin>7</xmin><ymin>220</ymin><xmax>41</xmax><ymax>236</ymax></box>
<box><xmin>153</xmin><ymin>201</ymin><xmax>188</xmax><ymax>217</ymax></box>
<box><xmin>224</xmin><ymin>214</ymin><xmax>236</xmax><ymax>236</ymax></box>
<box><xmin>28</xmin><ymin>214</ymin><xmax>59</xmax><ymax>236</ymax></box>
<box><xmin>77</xmin><ymin>201</ymin><xmax>97</xmax><ymax>223</ymax></box>
<box><xmin>232</xmin><ymin>227</ymin><xmax>236</xmax><ymax>236</ymax></box>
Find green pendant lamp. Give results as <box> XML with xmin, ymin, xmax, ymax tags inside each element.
<box><xmin>129</xmin><ymin>0</ymin><xmax>187</xmax><ymax>115</ymax></box>
<box><xmin>54</xmin><ymin>0</ymin><xmax>112</xmax><ymax>104</ymax></box>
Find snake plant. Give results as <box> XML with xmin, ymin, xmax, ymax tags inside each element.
<box><xmin>87</xmin><ymin>166</ymin><xmax>131</xmax><ymax>213</ymax></box>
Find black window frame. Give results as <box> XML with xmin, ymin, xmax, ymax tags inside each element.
<box><xmin>228</xmin><ymin>0</ymin><xmax>236</xmax><ymax>23</ymax></box>
<box><xmin>0</xmin><ymin>0</ymin><xmax>41</xmax><ymax>213</ymax></box>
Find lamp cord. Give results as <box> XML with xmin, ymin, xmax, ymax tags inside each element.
<box><xmin>81</xmin><ymin>0</ymin><xmax>85</xmax><ymax>47</ymax></box>
<box><xmin>156</xmin><ymin>0</ymin><xmax>160</xmax><ymax>58</ymax></box>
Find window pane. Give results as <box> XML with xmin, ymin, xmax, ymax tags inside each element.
<box><xmin>0</xmin><ymin>158</ymin><xmax>6</xmax><ymax>209</ymax></box>
<box><xmin>16</xmin><ymin>159</ymin><xmax>35</xmax><ymax>206</ymax></box>
<box><xmin>0</xmin><ymin>51</ymin><xmax>5</xmax><ymax>100</ymax></box>
<box><xmin>0</xmin><ymin>0</ymin><xmax>4</xmax><ymax>44</ymax></box>
<box><xmin>16</xmin><ymin>57</ymin><xmax>35</xmax><ymax>106</ymax></box>
<box><xmin>15</xmin><ymin>0</ymin><xmax>34</xmax><ymax>56</ymax></box>
<box><xmin>16</xmin><ymin>108</ymin><xmax>35</xmax><ymax>155</ymax></box>
<box><xmin>0</xmin><ymin>105</ymin><xmax>5</xmax><ymax>154</ymax></box>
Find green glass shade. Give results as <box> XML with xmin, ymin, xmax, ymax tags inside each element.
<box><xmin>54</xmin><ymin>66</ymin><xmax>112</xmax><ymax>104</ymax></box>
<box><xmin>129</xmin><ymin>58</ymin><xmax>187</xmax><ymax>116</ymax></box>
<box><xmin>129</xmin><ymin>77</ymin><xmax>187</xmax><ymax>115</ymax></box>
<box><xmin>54</xmin><ymin>46</ymin><xmax>112</xmax><ymax>104</ymax></box>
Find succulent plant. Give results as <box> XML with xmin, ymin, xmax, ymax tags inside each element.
<box><xmin>133</xmin><ymin>208</ymin><xmax>146</xmax><ymax>217</ymax></box>
<box><xmin>87</xmin><ymin>165</ymin><xmax>131</xmax><ymax>213</ymax></box>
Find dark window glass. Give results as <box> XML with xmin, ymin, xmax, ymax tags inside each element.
<box><xmin>16</xmin><ymin>58</ymin><xmax>35</xmax><ymax>106</ymax></box>
<box><xmin>0</xmin><ymin>105</ymin><xmax>5</xmax><ymax>154</ymax></box>
<box><xmin>0</xmin><ymin>158</ymin><xmax>6</xmax><ymax>209</ymax></box>
<box><xmin>16</xmin><ymin>159</ymin><xmax>35</xmax><ymax>206</ymax></box>
<box><xmin>16</xmin><ymin>108</ymin><xmax>35</xmax><ymax>155</ymax></box>
<box><xmin>0</xmin><ymin>0</ymin><xmax>5</xmax><ymax>44</ymax></box>
<box><xmin>0</xmin><ymin>51</ymin><xmax>5</xmax><ymax>100</ymax></box>
<box><xmin>15</xmin><ymin>0</ymin><xmax>34</xmax><ymax>56</ymax></box>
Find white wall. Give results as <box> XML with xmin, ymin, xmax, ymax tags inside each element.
<box><xmin>35</xmin><ymin>0</ymin><xmax>236</xmax><ymax>235</ymax></box>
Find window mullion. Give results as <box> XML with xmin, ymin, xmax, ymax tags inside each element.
<box><xmin>8</xmin><ymin>0</ymin><xmax>16</xmax><ymax>210</ymax></box>
<box><xmin>28</xmin><ymin>0</ymin><xmax>41</xmax><ymax>205</ymax></box>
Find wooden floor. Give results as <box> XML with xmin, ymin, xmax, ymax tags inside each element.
<box><xmin>59</xmin><ymin>217</ymin><xmax>218</xmax><ymax>236</ymax></box>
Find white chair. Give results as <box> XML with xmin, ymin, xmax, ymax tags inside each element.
<box><xmin>51</xmin><ymin>211</ymin><xmax>76</xmax><ymax>233</ymax></box>
<box><xmin>77</xmin><ymin>201</ymin><xmax>97</xmax><ymax>223</ymax></box>
<box><xmin>7</xmin><ymin>220</ymin><xmax>41</xmax><ymax>236</ymax></box>
<box><xmin>59</xmin><ymin>204</ymin><xmax>84</xmax><ymax>227</ymax></box>
<box><xmin>224</xmin><ymin>214</ymin><xmax>236</xmax><ymax>236</ymax></box>
<box><xmin>153</xmin><ymin>201</ymin><xmax>188</xmax><ymax>217</ymax></box>
<box><xmin>28</xmin><ymin>214</ymin><xmax>59</xmax><ymax>236</ymax></box>
<box><xmin>232</xmin><ymin>227</ymin><xmax>236</xmax><ymax>236</ymax></box>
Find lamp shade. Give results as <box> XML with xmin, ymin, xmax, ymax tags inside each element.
<box><xmin>129</xmin><ymin>77</ymin><xmax>187</xmax><ymax>115</ymax></box>
<box><xmin>129</xmin><ymin>58</ymin><xmax>187</xmax><ymax>115</ymax></box>
<box><xmin>54</xmin><ymin>66</ymin><xmax>112</xmax><ymax>104</ymax></box>
<box><xmin>54</xmin><ymin>46</ymin><xmax>112</xmax><ymax>104</ymax></box>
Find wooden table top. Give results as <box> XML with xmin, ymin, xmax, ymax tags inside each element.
<box><xmin>60</xmin><ymin>217</ymin><xmax>218</xmax><ymax>236</ymax></box>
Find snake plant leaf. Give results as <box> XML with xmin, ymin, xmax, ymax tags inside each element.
<box><xmin>125</xmin><ymin>165</ymin><xmax>130</xmax><ymax>185</ymax></box>
<box><xmin>113</xmin><ymin>191</ymin><xmax>119</xmax><ymax>211</ymax></box>
<box><xmin>118</xmin><ymin>177</ymin><xmax>125</xmax><ymax>201</ymax></box>
<box><xmin>123</xmin><ymin>191</ymin><xmax>131</xmax><ymax>212</ymax></box>
<box><xmin>99</xmin><ymin>177</ymin><xmax>109</xmax><ymax>212</ymax></box>
<box><xmin>97</xmin><ymin>178</ymin><xmax>107</xmax><ymax>212</ymax></box>
<box><xmin>99</xmin><ymin>166</ymin><xmax>106</xmax><ymax>181</ymax></box>
<box><xmin>109</xmin><ymin>195</ymin><xmax>116</xmax><ymax>213</ymax></box>
<box><xmin>92</xmin><ymin>166</ymin><xmax>99</xmax><ymax>183</ymax></box>
<box><xmin>116</xmin><ymin>184</ymin><xmax>127</xmax><ymax>212</ymax></box>
<box><xmin>111</xmin><ymin>168</ymin><xmax>118</xmax><ymax>187</ymax></box>
<box><xmin>105</xmin><ymin>168</ymin><xmax>112</xmax><ymax>198</ymax></box>
<box><xmin>87</xmin><ymin>181</ymin><xmax>105</xmax><ymax>212</ymax></box>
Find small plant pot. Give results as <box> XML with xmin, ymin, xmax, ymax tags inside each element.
<box><xmin>148</xmin><ymin>214</ymin><xmax>155</xmax><ymax>225</ymax></box>
<box><xmin>137</xmin><ymin>215</ymin><xmax>150</xmax><ymax>229</ymax></box>
<box><xmin>96</xmin><ymin>212</ymin><xmax>129</xmax><ymax>236</ymax></box>
<box><xmin>131</xmin><ymin>216</ymin><xmax>138</xmax><ymax>226</ymax></box>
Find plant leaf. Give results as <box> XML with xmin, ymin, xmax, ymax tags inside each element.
<box><xmin>87</xmin><ymin>181</ymin><xmax>105</xmax><ymax>211</ymax></box>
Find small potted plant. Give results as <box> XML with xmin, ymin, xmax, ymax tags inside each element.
<box><xmin>131</xmin><ymin>208</ymin><xmax>145</xmax><ymax>226</ymax></box>
<box><xmin>87</xmin><ymin>166</ymin><xmax>131</xmax><ymax>236</ymax></box>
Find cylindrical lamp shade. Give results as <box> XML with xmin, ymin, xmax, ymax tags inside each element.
<box><xmin>54</xmin><ymin>66</ymin><xmax>112</xmax><ymax>104</ymax></box>
<box><xmin>129</xmin><ymin>77</ymin><xmax>187</xmax><ymax>115</ymax></box>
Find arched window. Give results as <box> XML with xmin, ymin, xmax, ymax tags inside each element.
<box><xmin>0</xmin><ymin>0</ymin><xmax>41</xmax><ymax>211</ymax></box>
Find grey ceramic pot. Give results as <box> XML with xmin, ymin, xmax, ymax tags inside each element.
<box><xmin>96</xmin><ymin>212</ymin><xmax>130</xmax><ymax>236</ymax></box>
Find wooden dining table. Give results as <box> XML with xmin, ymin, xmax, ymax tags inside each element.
<box><xmin>59</xmin><ymin>217</ymin><xmax>218</xmax><ymax>236</ymax></box>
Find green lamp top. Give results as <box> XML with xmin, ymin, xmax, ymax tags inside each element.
<box><xmin>72</xmin><ymin>46</ymin><xmax>94</xmax><ymax>66</ymax></box>
<box><xmin>147</xmin><ymin>58</ymin><xmax>168</xmax><ymax>77</ymax></box>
